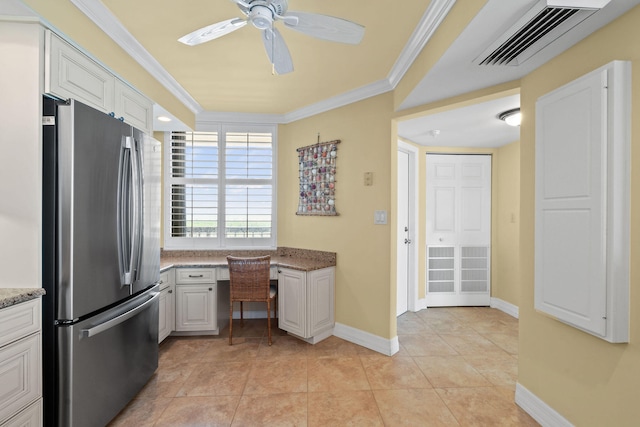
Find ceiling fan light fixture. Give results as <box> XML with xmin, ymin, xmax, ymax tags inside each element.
<box><xmin>249</xmin><ymin>5</ymin><xmax>274</xmax><ymax>30</ymax></box>
<box><xmin>498</xmin><ymin>108</ymin><xmax>521</xmax><ymax>126</ymax></box>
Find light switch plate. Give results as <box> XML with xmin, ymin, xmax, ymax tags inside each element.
<box><xmin>374</xmin><ymin>210</ymin><xmax>387</xmax><ymax>225</ymax></box>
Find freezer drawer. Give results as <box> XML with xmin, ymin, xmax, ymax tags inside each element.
<box><xmin>57</xmin><ymin>286</ymin><xmax>159</xmax><ymax>427</ymax></box>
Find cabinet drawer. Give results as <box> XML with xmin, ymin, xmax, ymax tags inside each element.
<box><xmin>175</xmin><ymin>268</ymin><xmax>216</xmax><ymax>284</ymax></box>
<box><xmin>0</xmin><ymin>300</ymin><xmax>41</xmax><ymax>349</ymax></box>
<box><xmin>218</xmin><ymin>266</ymin><xmax>277</xmax><ymax>281</ymax></box>
<box><xmin>0</xmin><ymin>334</ymin><xmax>41</xmax><ymax>425</ymax></box>
<box><xmin>217</xmin><ymin>267</ymin><xmax>230</xmax><ymax>281</ymax></box>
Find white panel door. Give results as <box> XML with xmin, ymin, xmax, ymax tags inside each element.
<box><xmin>397</xmin><ymin>150</ymin><xmax>409</xmax><ymax>316</ymax></box>
<box><xmin>535</xmin><ymin>68</ymin><xmax>608</xmax><ymax>336</ymax></box>
<box><xmin>426</xmin><ymin>154</ymin><xmax>491</xmax><ymax>306</ymax></box>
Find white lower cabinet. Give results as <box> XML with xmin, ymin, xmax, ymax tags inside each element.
<box><xmin>158</xmin><ymin>270</ymin><xmax>175</xmax><ymax>343</ymax></box>
<box><xmin>278</xmin><ymin>267</ymin><xmax>335</xmax><ymax>343</ymax></box>
<box><xmin>2</xmin><ymin>399</ymin><xmax>41</xmax><ymax>427</ymax></box>
<box><xmin>0</xmin><ymin>299</ymin><xmax>42</xmax><ymax>427</ymax></box>
<box><xmin>175</xmin><ymin>269</ymin><xmax>218</xmax><ymax>334</ymax></box>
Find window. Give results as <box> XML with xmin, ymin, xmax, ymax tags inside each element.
<box><xmin>164</xmin><ymin>125</ymin><xmax>276</xmax><ymax>249</ymax></box>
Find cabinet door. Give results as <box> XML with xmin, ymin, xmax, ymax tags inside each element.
<box><xmin>114</xmin><ymin>80</ymin><xmax>153</xmax><ymax>133</ymax></box>
<box><xmin>175</xmin><ymin>285</ymin><xmax>216</xmax><ymax>332</ymax></box>
<box><xmin>3</xmin><ymin>398</ymin><xmax>42</xmax><ymax>427</ymax></box>
<box><xmin>308</xmin><ymin>268</ymin><xmax>335</xmax><ymax>337</ymax></box>
<box><xmin>277</xmin><ymin>268</ymin><xmax>307</xmax><ymax>337</ymax></box>
<box><xmin>158</xmin><ymin>286</ymin><xmax>175</xmax><ymax>343</ymax></box>
<box><xmin>45</xmin><ymin>31</ymin><xmax>114</xmax><ymax>113</ymax></box>
<box><xmin>0</xmin><ymin>334</ymin><xmax>41</xmax><ymax>425</ymax></box>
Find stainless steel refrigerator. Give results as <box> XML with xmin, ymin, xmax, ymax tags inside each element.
<box><xmin>42</xmin><ymin>96</ymin><xmax>161</xmax><ymax>426</ymax></box>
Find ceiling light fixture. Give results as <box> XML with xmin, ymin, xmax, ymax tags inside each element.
<box><xmin>157</xmin><ymin>116</ymin><xmax>172</xmax><ymax>122</ymax></box>
<box><xmin>498</xmin><ymin>108</ymin><xmax>521</xmax><ymax>126</ymax></box>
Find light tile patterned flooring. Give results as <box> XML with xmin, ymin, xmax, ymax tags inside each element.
<box><xmin>109</xmin><ymin>307</ymin><xmax>539</xmax><ymax>426</ymax></box>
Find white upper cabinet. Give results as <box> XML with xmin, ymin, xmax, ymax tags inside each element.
<box><xmin>45</xmin><ymin>30</ymin><xmax>153</xmax><ymax>134</ymax></box>
<box><xmin>535</xmin><ymin>60</ymin><xmax>631</xmax><ymax>343</ymax></box>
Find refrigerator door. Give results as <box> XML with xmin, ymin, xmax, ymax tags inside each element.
<box><xmin>57</xmin><ymin>285</ymin><xmax>160</xmax><ymax>427</ymax></box>
<box><xmin>57</xmin><ymin>100</ymin><xmax>133</xmax><ymax>320</ymax></box>
<box><xmin>132</xmin><ymin>130</ymin><xmax>161</xmax><ymax>294</ymax></box>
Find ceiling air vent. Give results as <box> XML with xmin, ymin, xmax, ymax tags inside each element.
<box><xmin>475</xmin><ymin>0</ymin><xmax>611</xmax><ymax>66</ymax></box>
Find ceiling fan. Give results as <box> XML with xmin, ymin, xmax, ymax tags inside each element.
<box><xmin>178</xmin><ymin>0</ymin><xmax>365</xmax><ymax>74</ymax></box>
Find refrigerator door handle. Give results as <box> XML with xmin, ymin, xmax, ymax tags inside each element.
<box><xmin>117</xmin><ymin>137</ymin><xmax>135</xmax><ymax>288</ymax></box>
<box><xmin>131</xmin><ymin>137</ymin><xmax>144</xmax><ymax>283</ymax></box>
<box><xmin>80</xmin><ymin>290</ymin><xmax>160</xmax><ymax>338</ymax></box>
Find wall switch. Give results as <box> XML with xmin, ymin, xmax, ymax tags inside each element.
<box><xmin>364</xmin><ymin>172</ymin><xmax>373</xmax><ymax>186</ymax></box>
<box><xmin>374</xmin><ymin>210</ymin><xmax>387</xmax><ymax>225</ymax></box>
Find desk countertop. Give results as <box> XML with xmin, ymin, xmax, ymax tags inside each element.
<box><xmin>161</xmin><ymin>247</ymin><xmax>336</xmax><ymax>272</ymax></box>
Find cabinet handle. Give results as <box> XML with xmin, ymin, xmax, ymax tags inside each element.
<box><xmin>188</xmin><ymin>274</ymin><xmax>204</xmax><ymax>278</ymax></box>
<box><xmin>208</xmin><ymin>288</ymin><xmax>213</xmax><ymax>291</ymax></box>
<box><xmin>168</xmin><ymin>290</ymin><xmax>173</xmax><ymax>294</ymax></box>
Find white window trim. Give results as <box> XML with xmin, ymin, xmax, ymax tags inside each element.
<box><xmin>162</xmin><ymin>123</ymin><xmax>278</xmax><ymax>250</ymax></box>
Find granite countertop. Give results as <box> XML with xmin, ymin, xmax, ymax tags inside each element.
<box><xmin>161</xmin><ymin>247</ymin><xmax>336</xmax><ymax>272</ymax></box>
<box><xmin>0</xmin><ymin>288</ymin><xmax>46</xmax><ymax>309</ymax></box>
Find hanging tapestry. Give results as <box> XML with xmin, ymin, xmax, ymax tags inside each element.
<box><xmin>296</xmin><ymin>139</ymin><xmax>340</xmax><ymax>216</ymax></box>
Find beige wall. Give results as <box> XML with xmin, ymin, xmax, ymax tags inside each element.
<box><xmin>518</xmin><ymin>6</ymin><xmax>640</xmax><ymax>425</ymax></box>
<box><xmin>278</xmin><ymin>93</ymin><xmax>396</xmax><ymax>339</ymax></box>
<box><xmin>494</xmin><ymin>141</ymin><xmax>520</xmax><ymax>306</ymax></box>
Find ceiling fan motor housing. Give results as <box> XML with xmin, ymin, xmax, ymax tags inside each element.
<box><xmin>247</xmin><ymin>0</ymin><xmax>288</xmax><ymax>29</ymax></box>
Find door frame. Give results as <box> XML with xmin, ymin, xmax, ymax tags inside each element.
<box><xmin>397</xmin><ymin>141</ymin><xmax>420</xmax><ymax>313</ymax></box>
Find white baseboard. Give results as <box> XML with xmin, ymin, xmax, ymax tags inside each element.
<box><xmin>413</xmin><ymin>298</ymin><xmax>428</xmax><ymax>311</ymax></box>
<box><xmin>515</xmin><ymin>383</ymin><xmax>573</xmax><ymax>427</ymax></box>
<box><xmin>490</xmin><ymin>297</ymin><xmax>519</xmax><ymax>319</ymax></box>
<box><xmin>333</xmin><ymin>322</ymin><xmax>399</xmax><ymax>356</ymax></box>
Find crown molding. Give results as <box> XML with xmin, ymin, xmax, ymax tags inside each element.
<box><xmin>197</xmin><ymin>111</ymin><xmax>285</xmax><ymax>126</ymax></box>
<box><xmin>70</xmin><ymin>0</ymin><xmax>455</xmax><ymax>124</ymax></box>
<box><xmin>387</xmin><ymin>0</ymin><xmax>457</xmax><ymax>88</ymax></box>
<box><xmin>70</xmin><ymin>0</ymin><xmax>202</xmax><ymax>114</ymax></box>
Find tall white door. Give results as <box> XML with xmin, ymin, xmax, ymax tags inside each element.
<box><xmin>397</xmin><ymin>150</ymin><xmax>410</xmax><ymax>316</ymax></box>
<box><xmin>426</xmin><ymin>154</ymin><xmax>491</xmax><ymax>306</ymax></box>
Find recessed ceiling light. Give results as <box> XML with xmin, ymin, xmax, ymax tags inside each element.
<box><xmin>498</xmin><ymin>108</ymin><xmax>521</xmax><ymax>126</ymax></box>
<box><xmin>157</xmin><ymin>116</ymin><xmax>172</xmax><ymax>122</ymax></box>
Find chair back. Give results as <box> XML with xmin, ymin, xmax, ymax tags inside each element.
<box><xmin>227</xmin><ymin>255</ymin><xmax>271</xmax><ymax>301</ymax></box>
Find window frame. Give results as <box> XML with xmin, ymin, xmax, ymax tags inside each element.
<box><xmin>162</xmin><ymin>123</ymin><xmax>278</xmax><ymax>250</ymax></box>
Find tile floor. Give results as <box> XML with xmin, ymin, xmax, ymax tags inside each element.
<box><xmin>109</xmin><ymin>307</ymin><xmax>539</xmax><ymax>426</ymax></box>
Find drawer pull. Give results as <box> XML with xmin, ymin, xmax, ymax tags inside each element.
<box><xmin>209</xmin><ymin>288</ymin><xmax>213</xmax><ymax>291</ymax></box>
<box><xmin>188</xmin><ymin>274</ymin><xmax>204</xmax><ymax>278</ymax></box>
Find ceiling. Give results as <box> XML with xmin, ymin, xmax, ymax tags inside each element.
<box><xmin>8</xmin><ymin>0</ymin><xmax>640</xmax><ymax>146</ymax></box>
<box><xmin>99</xmin><ymin>0</ymin><xmax>430</xmax><ymax>116</ymax></box>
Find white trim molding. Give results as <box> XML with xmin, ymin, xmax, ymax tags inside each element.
<box><xmin>70</xmin><ymin>0</ymin><xmax>201</xmax><ymax>114</ymax></box>
<box><xmin>515</xmin><ymin>383</ymin><xmax>574</xmax><ymax>427</ymax></box>
<box><xmin>490</xmin><ymin>297</ymin><xmax>519</xmax><ymax>319</ymax></box>
<box><xmin>333</xmin><ymin>322</ymin><xmax>400</xmax><ymax>356</ymax></box>
<box><xmin>70</xmin><ymin>0</ymin><xmax>456</xmax><ymax>124</ymax></box>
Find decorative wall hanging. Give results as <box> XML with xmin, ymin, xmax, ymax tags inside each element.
<box><xmin>296</xmin><ymin>139</ymin><xmax>340</xmax><ymax>216</ymax></box>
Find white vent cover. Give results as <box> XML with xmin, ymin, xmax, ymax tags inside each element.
<box><xmin>475</xmin><ymin>0</ymin><xmax>611</xmax><ymax>66</ymax></box>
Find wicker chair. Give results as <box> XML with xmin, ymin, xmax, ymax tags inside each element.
<box><xmin>227</xmin><ymin>255</ymin><xmax>276</xmax><ymax>346</ymax></box>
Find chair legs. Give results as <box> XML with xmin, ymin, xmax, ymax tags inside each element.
<box><xmin>229</xmin><ymin>299</ymin><xmax>276</xmax><ymax>346</ymax></box>
<box><xmin>267</xmin><ymin>299</ymin><xmax>272</xmax><ymax>346</ymax></box>
<box><xmin>228</xmin><ymin>301</ymin><xmax>233</xmax><ymax>346</ymax></box>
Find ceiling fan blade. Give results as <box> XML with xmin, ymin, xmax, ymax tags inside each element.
<box><xmin>262</xmin><ymin>27</ymin><xmax>294</xmax><ymax>75</ymax></box>
<box><xmin>229</xmin><ymin>0</ymin><xmax>251</xmax><ymax>15</ymax></box>
<box><xmin>178</xmin><ymin>18</ymin><xmax>247</xmax><ymax>46</ymax></box>
<box><xmin>283</xmin><ymin>11</ymin><xmax>365</xmax><ymax>45</ymax></box>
